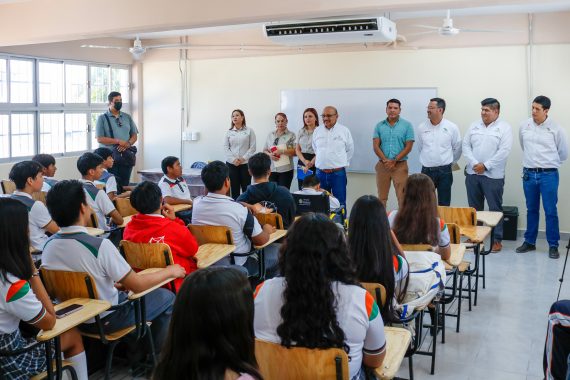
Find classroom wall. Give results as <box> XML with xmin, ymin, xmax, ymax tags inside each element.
<box><xmin>142</xmin><ymin>44</ymin><xmax>570</xmax><ymax>233</ymax></box>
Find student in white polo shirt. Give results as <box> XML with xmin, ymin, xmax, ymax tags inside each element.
<box><xmin>32</xmin><ymin>154</ymin><xmax>58</xmax><ymax>192</ymax></box>
<box><xmin>191</xmin><ymin>161</ymin><xmax>275</xmax><ymax>276</ymax></box>
<box><xmin>158</xmin><ymin>156</ymin><xmax>193</xmax><ymax>224</ymax></box>
<box><xmin>294</xmin><ymin>174</ymin><xmax>341</xmax><ymax>212</ymax></box>
<box><xmin>77</xmin><ymin>152</ymin><xmax>123</xmax><ymax>231</ymax></box>
<box><xmin>93</xmin><ymin>147</ymin><xmax>131</xmax><ymax>201</ymax></box>
<box><xmin>8</xmin><ymin>161</ymin><xmax>59</xmax><ymax>252</ymax></box>
<box><xmin>42</xmin><ymin>180</ymin><xmax>185</xmax><ymax>354</ymax></box>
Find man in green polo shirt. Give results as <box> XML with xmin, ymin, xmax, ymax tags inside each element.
<box><xmin>372</xmin><ymin>98</ymin><xmax>415</xmax><ymax>208</ymax></box>
<box><xmin>96</xmin><ymin>91</ymin><xmax>139</xmax><ymax>188</ymax></box>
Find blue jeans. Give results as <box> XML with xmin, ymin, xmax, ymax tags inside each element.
<box><xmin>465</xmin><ymin>174</ymin><xmax>504</xmax><ymax>241</ymax></box>
<box><xmin>422</xmin><ymin>164</ymin><xmax>453</xmax><ymax>206</ymax></box>
<box><xmin>316</xmin><ymin>168</ymin><xmax>347</xmax><ymax>208</ymax></box>
<box><xmin>522</xmin><ymin>168</ymin><xmax>560</xmax><ymax>247</ymax></box>
<box><xmin>80</xmin><ymin>289</ymin><xmax>174</xmax><ymax>351</ymax></box>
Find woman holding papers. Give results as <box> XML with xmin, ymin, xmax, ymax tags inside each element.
<box><xmin>263</xmin><ymin>112</ymin><xmax>296</xmax><ymax>190</ymax></box>
<box><xmin>295</xmin><ymin>107</ymin><xmax>318</xmax><ymax>189</ymax></box>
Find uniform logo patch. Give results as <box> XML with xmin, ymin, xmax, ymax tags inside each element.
<box><xmin>6</xmin><ymin>280</ymin><xmax>30</xmax><ymax>303</ymax></box>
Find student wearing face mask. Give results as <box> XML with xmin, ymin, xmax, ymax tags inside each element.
<box><xmin>96</xmin><ymin>91</ymin><xmax>139</xmax><ymax>188</ymax></box>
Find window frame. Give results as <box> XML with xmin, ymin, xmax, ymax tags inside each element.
<box><xmin>0</xmin><ymin>53</ymin><xmax>131</xmax><ymax>163</ymax></box>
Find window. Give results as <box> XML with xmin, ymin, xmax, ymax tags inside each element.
<box><xmin>0</xmin><ymin>55</ymin><xmax>130</xmax><ymax>162</ymax></box>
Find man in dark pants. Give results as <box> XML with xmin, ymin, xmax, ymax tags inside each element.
<box><xmin>96</xmin><ymin>91</ymin><xmax>139</xmax><ymax>188</ymax></box>
<box><xmin>462</xmin><ymin>98</ymin><xmax>513</xmax><ymax>252</ymax></box>
<box><xmin>416</xmin><ymin>97</ymin><xmax>462</xmax><ymax>206</ymax></box>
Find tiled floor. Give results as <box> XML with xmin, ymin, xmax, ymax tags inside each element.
<box><xmin>95</xmin><ymin>237</ymin><xmax>569</xmax><ymax>379</ymax></box>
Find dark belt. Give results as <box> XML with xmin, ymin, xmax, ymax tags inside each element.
<box><xmin>524</xmin><ymin>167</ymin><xmax>557</xmax><ymax>172</ymax></box>
<box><xmin>422</xmin><ymin>163</ymin><xmax>452</xmax><ymax>171</ymax></box>
<box><xmin>320</xmin><ymin>167</ymin><xmax>344</xmax><ymax>173</ymax></box>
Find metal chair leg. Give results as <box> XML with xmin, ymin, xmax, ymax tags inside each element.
<box><xmin>457</xmin><ymin>273</ymin><xmax>463</xmax><ymax>333</ymax></box>
<box><xmin>408</xmin><ymin>355</ymin><xmax>414</xmax><ymax>380</ymax></box>
<box><xmin>104</xmin><ymin>341</ymin><xmax>119</xmax><ymax>380</ymax></box>
<box><xmin>468</xmin><ymin>269</ymin><xmax>472</xmax><ymax>312</ymax></box>
<box><xmin>441</xmin><ymin>301</ymin><xmax>446</xmax><ymax>344</ymax></box>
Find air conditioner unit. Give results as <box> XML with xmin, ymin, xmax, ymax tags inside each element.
<box><xmin>264</xmin><ymin>17</ymin><xmax>397</xmax><ymax>46</ymax></box>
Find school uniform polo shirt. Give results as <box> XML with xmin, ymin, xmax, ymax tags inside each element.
<box><xmin>80</xmin><ymin>179</ymin><xmax>117</xmax><ymax>231</ymax></box>
<box><xmin>158</xmin><ymin>175</ymin><xmax>192</xmax><ymax>201</ymax></box>
<box><xmin>373</xmin><ymin>117</ymin><xmax>415</xmax><ymax>160</ymax></box>
<box><xmin>191</xmin><ymin>193</ymin><xmax>262</xmax><ymax>266</ymax></box>
<box><xmin>0</xmin><ymin>273</ymin><xmax>45</xmax><ymax>334</ymax></box>
<box><xmin>11</xmin><ymin>191</ymin><xmax>52</xmax><ymax>251</ymax></box>
<box><xmin>41</xmin><ymin>177</ymin><xmax>58</xmax><ymax>192</ymax></box>
<box><xmin>294</xmin><ymin>188</ymin><xmax>341</xmax><ymax>211</ymax></box>
<box><xmin>95</xmin><ymin>169</ymin><xmax>118</xmax><ymax>194</ymax></box>
<box><xmin>41</xmin><ymin>226</ymin><xmax>132</xmax><ymax>321</ymax></box>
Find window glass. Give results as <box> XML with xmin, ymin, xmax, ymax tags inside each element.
<box><xmin>10</xmin><ymin>113</ymin><xmax>34</xmax><ymax>157</ymax></box>
<box><xmin>111</xmin><ymin>68</ymin><xmax>130</xmax><ymax>103</ymax></box>
<box><xmin>0</xmin><ymin>59</ymin><xmax>7</xmax><ymax>103</ymax></box>
<box><xmin>39</xmin><ymin>113</ymin><xmax>65</xmax><ymax>154</ymax></box>
<box><xmin>91</xmin><ymin>111</ymin><xmax>103</xmax><ymax>149</ymax></box>
<box><xmin>10</xmin><ymin>60</ymin><xmax>33</xmax><ymax>103</ymax></box>
<box><xmin>90</xmin><ymin>66</ymin><xmax>110</xmax><ymax>104</ymax></box>
<box><xmin>65</xmin><ymin>64</ymin><xmax>87</xmax><ymax>103</ymax></box>
<box><xmin>0</xmin><ymin>114</ymin><xmax>9</xmax><ymax>158</ymax></box>
<box><xmin>39</xmin><ymin>61</ymin><xmax>64</xmax><ymax>104</ymax></box>
<box><xmin>65</xmin><ymin>113</ymin><xmax>88</xmax><ymax>152</ymax></box>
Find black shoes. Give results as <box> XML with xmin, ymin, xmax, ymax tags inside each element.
<box><xmin>516</xmin><ymin>242</ymin><xmax>536</xmax><ymax>253</ymax></box>
<box><xmin>549</xmin><ymin>247</ymin><xmax>560</xmax><ymax>259</ymax></box>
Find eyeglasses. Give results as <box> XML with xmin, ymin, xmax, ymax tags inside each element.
<box><xmin>273</xmin><ymin>137</ymin><xmax>279</xmax><ymax>146</ymax></box>
<box><xmin>321</xmin><ymin>114</ymin><xmax>337</xmax><ymax>118</ymax></box>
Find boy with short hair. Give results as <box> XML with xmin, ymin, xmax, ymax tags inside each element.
<box><xmin>42</xmin><ymin>180</ymin><xmax>184</xmax><ymax>352</ymax></box>
<box><xmin>124</xmin><ymin>181</ymin><xmax>199</xmax><ymax>291</ymax></box>
<box><xmin>295</xmin><ymin>174</ymin><xmax>341</xmax><ymax>212</ymax></box>
<box><xmin>192</xmin><ymin>161</ymin><xmax>274</xmax><ymax>275</ymax></box>
<box><xmin>93</xmin><ymin>147</ymin><xmax>131</xmax><ymax>201</ymax></box>
<box><xmin>8</xmin><ymin>161</ymin><xmax>59</xmax><ymax>252</ymax></box>
<box><xmin>238</xmin><ymin>152</ymin><xmax>296</xmax><ymax>228</ymax></box>
<box><xmin>158</xmin><ymin>156</ymin><xmax>193</xmax><ymax>224</ymax></box>
<box><xmin>76</xmin><ymin>152</ymin><xmax>123</xmax><ymax>230</ymax></box>
<box><xmin>32</xmin><ymin>154</ymin><xmax>58</xmax><ymax>192</ymax></box>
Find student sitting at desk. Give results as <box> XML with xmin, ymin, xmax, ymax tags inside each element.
<box><xmin>294</xmin><ymin>174</ymin><xmax>341</xmax><ymax>212</ymax></box>
<box><xmin>93</xmin><ymin>147</ymin><xmax>131</xmax><ymax>201</ymax></box>
<box><xmin>158</xmin><ymin>156</ymin><xmax>193</xmax><ymax>225</ymax></box>
<box><xmin>123</xmin><ymin>181</ymin><xmax>199</xmax><ymax>291</ymax></box>
<box><xmin>32</xmin><ymin>154</ymin><xmax>58</xmax><ymax>192</ymax></box>
<box><xmin>77</xmin><ymin>152</ymin><xmax>123</xmax><ymax>231</ymax></box>
<box><xmin>237</xmin><ymin>153</ymin><xmax>296</xmax><ymax>229</ymax></box>
<box><xmin>42</xmin><ymin>180</ymin><xmax>185</xmax><ymax>354</ymax></box>
<box><xmin>0</xmin><ymin>198</ymin><xmax>88</xmax><ymax>380</ymax></box>
<box><xmin>8</xmin><ymin>161</ymin><xmax>59</xmax><ymax>252</ymax></box>
<box><xmin>192</xmin><ymin>161</ymin><xmax>274</xmax><ymax>276</ymax></box>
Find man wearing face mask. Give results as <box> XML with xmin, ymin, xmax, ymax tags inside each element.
<box><xmin>96</xmin><ymin>91</ymin><xmax>139</xmax><ymax>188</ymax></box>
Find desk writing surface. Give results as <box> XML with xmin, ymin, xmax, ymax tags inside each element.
<box><xmin>476</xmin><ymin>211</ymin><xmax>503</xmax><ymax>227</ymax></box>
<box><xmin>458</xmin><ymin>225</ymin><xmax>491</xmax><ymax>243</ymax></box>
<box><xmin>37</xmin><ymin>299</ymin><xmax>111</xmax><ymax>341</ymax></box>
<box><xmin>128</xmin><ymin>268</ymin><xmax>175</xmax><ymax>300</ymax></box>
<box><xmin>376</xmin><ymin>327</ymin><xmax>412</xmax><ymax>380</ymax></box>
<box><xmin>195</xmin><ymin>243</ymin><xmax>236</xmax><ymax>268</ymax></box>
<box><xmin>254</xmin><ymin>229</ymin><xmax>287</xmax><ymax>249</ymax></box>
<box><xmin>85</xmin><ymin>227</ymin><xmax>105</xmax><ymax>236</ymax></box>
<box><xmin>116</xmin><ymin>215</ymin><xmax>133</xmax><ymax>228</ymax></box>
<box><xmin>171</xmin><ymin>204</ymin><xmax>192</xmax><ymax>212</ymax></box>
<box><xmin>446</xmin><ymin>244</ymin><xmax>466</xmax><ymax>267</ymax></box>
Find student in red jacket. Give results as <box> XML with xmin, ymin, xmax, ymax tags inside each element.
<box><xmin>124</xmin><ymin>181</ymin><xmax>199</xmax><ymax>291</ymax></box>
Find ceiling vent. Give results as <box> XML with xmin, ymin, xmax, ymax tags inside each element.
<box><xmin>264</xmin><ymin>17</ymin><xmax>397</xmax><ymax>45</ymax></box>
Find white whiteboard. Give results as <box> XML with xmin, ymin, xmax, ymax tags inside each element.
<box><xmin>281</xmin><ymin>88</ymin><xmax>437</xmax><ymax>174</ymax></box>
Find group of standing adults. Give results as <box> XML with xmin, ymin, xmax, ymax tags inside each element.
<box><xmin>372</xmin><ymin>95</ymin><xmax>567</xmax><ymax>258</ymax></box>
<box><xmin>223</xmin><ymin>106</ymin><xmax>354</xmax><ymax>210</ymax></box>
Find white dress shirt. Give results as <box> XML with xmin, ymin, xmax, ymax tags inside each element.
<box><xmin>416</xmin><ymin>118</ymin><xmax>462</xmax><ymax>167</ymax></box>
<box><xmin>519</xmin><ymin>117</ymin><xmax>568</xmax><ymax>169</ymax></box>
<box><xmin>463</xmin><ymin>118</ymin><xmax>513</xmax><ymax>179</ymax></box>
<box><xmin>312</xmin><ymin>123</ymin><xmax>354</xmax><ymax>169</ymax></box>
<box><xmin>224</xmin><ymin>127</ymin><xmax>257</xmax><ymax>164</ymax></box>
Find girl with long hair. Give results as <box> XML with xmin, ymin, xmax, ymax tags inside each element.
<box><xmin>390</xmin><ymin>173</ymin><xmax>451</xmax><ymax>260</ymax></box>
<box><xmin>295</xmin><ymin>107</ymin><xmax>319</xmax><ymax>189</ymax></box>
<box><xmin>254</xmin><ymin>214</ymin><xmax>386</xmax><ymax>380</ymax></box>
<box><xmin>0</xmin><ymin>198</ymin><xmax>87</xmax><ymax>379</ymax></box>
<box><xmin>348</xmin><ymin>195</ymin><xmax>409</xmax><ymax>322</ymax></box>
<box><xmin>264</xmin><ymin>112</ymin><xmax>296</xmax><ymax>190</ymax></box>
<box><xmin>224</xmin><ymin>109</ymin><xmax>257</xmax><ymax>199</ymax></box>
<box><xmin>154</xmin><ymin>267</ymin><xmax>262</xmax><ymax>380</ymax></box>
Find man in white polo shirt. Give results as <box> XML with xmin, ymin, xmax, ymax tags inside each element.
<box><xmin>416</xmin><ymin>97</ymin><xmax>462</xmax><ymax>206</ymax></box>
<box><xmin>463</xmin><ymin>98</ymin><xmax>513</xmax><ymax>252</ymax></box>
<box><xmin>191</xmin><ymin>161</ymin><xmax>275</xmax><ymax>275</ymax></box>
<box><xmin>516</xmin><ymin>95</ymin><xmax>568</xmax><ymax>259</ymax></box>
<box><xmin>312</xmin><ymin>106</ymin><xmax>354</xmax><ymax>210</ymax></box>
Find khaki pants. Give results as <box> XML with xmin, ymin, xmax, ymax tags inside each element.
<box><xmin>375</xmin><ymin>160</ymin><xmax>408</xmax><ymax>208</ymax></box>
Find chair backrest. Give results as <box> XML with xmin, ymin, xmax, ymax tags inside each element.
<box><xmin>120</xmin><ymin>240</ymin><xmax>174</xmax><ymax>270</ymax></box>
<box><xmin>1</xmin><ymin>180</ymin><xmax>16</xmax><ymax>194</ymax></box>
<box><xmin>114</xmin><ymin>197</ymin><xmax>138</xmax><ymax>217</ymax></box>
<box><xmin>85</xmin><ymin>207</ymin><xmax>99</xmax><ymax>228</ymax></box>
<box><xmin>401</xmin><ymin>244</ymin><xmax>433</xmax><ymax>252</ymax></box>
<box><xmin>437</xmin><ymin>206</ymin><xmax>476</xmax><ymax>226</ymax></box>
<box><xmin>360</xmin><ymin>282</ymin><xmax>387</xmax><ymax>307</ymax></box>
<box><xmin>255</xmin><ymin>339</ymin><xmax>349</xmax><ymax>380</ymax></box>
<box><xmin>292</xmin><ymin>193</ymin><xmax>330</xmax><ymax>216</ymax></box>
<box><xmin>40</xmin><ymin>268</ymin><xmax>100</xmax><ymax>300</ymax></box>
<box><xmin>188</xmin><ymin>224</ymin><xmax>233</xmax><ymax>245</ymax></box>
<box><xmin>31</xmin><ymin>191</ymin><xmax>47</xmax><ymax>204</ymax></box>
<box><xmin>446</xmin><ymin>223</ymin><xmax>461</xmax><ymax>244</ymax></box>
<box><xmin>256</xmin><ymin>212</ymin><xmax>284</xmax><ymax>230</ymax></box>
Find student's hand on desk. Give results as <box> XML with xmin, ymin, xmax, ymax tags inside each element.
<box><xmin>167</xmin><ymin>264</ymin><xmax>186</xmax><ymax>278</ymax></box>
<box><xmin>161</xmin><ymin>204</ymin><xmax>176</xmax><ymax>220</ymax></box>
<box><xmin>263</xmin><ymin>224</ymin><xmax>277</xmax><ymax>234</ymax></box>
